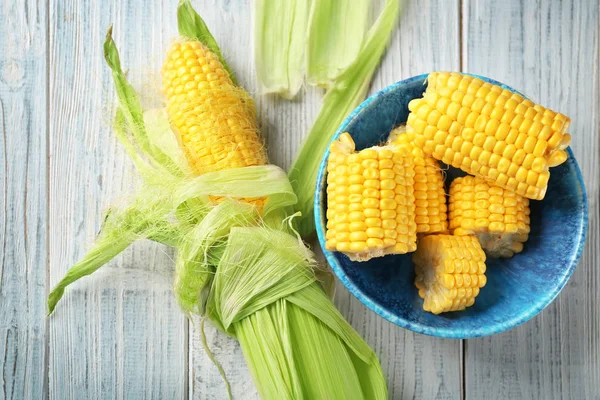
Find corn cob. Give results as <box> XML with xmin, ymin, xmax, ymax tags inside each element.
<box><xmin>449</xmin><ymin>176</ymin><xmax>530</xmax><ymax>258</ymax></box>
<box><xmin>389</xmin><ymin>125</ymin><xmax>448</xmax><ymax>234</ymax></box>
<box><xmin>407</xmin><ymin>72</ymin><xmax>571</xmax><ymax>200</ymax></box>
<box><xmin>162</xmin><ymin>40</ymin><xmax>268</xmax><ymax>174</ymax></box>
<box><xmin>161</xmin><ymin>40</ymin><xmax>269</xmax><ymax>207</ymax></box>
<box><xmin>325</xmin><ymin>133</ymin><xmax>417</xmax><ymax>261</ymax></box>
<box><xmin>413</xmin><ymin>234</ymin><xmax>487</xmax><ymax>314</ymax></box>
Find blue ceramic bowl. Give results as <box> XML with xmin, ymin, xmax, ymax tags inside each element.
<box><xmin>314</xmin><ymin>74</ymin><xmax>588</xmax><ymax>338</ymax></box>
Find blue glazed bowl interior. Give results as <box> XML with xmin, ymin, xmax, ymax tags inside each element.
<box><xmin>315</xmin><ymin>74</ymin><xmax>588</xmax><ymax>338</ymax></box>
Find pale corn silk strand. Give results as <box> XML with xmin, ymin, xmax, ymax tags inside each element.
<box><xmin>47</xmin><ymin>2</ymin><xmax>388</xmax><ymax>399</ymax></box>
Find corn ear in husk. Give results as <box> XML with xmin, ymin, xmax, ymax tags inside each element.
<box><xmin>48</xmin><ymin>2</ymin><xmax>388</xmax><ymax>399</ymax></box>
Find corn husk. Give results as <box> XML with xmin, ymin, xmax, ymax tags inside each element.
<box><xmin>208</xmin><ymin>226</ymin><xmax>386</xmax><ymax>399</ymax></box>
<box><xmin>306</xmin><ymin>0</ymin><xmax>370</xmax><ymax>87</ymax></box>
<box><xmin>254</xmin><ymin>0</ymin><xmax>310</xmax><ymax>98</ymax></box>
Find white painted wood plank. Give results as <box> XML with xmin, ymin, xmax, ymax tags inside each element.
<box><xmin>188</xmin><ymin>1</ymin><xmax>463</xmax><ymax>399</ymax></box>
<box><xmin>463</xmin><ymin>1</ymin><xmax>600</xmax><ymax>399</ymax></box>
<box><xmin>0</xmin><ymin>1</ymin><xmax>48</xmax><ymax>399</ymax></box>
<box><xmin>47</xmin><ymin>0</ymin><xmax>187</xmax><ymax>399</ymax></box>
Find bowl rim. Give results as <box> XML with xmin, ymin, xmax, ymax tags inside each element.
<box><xmin>314</xmin><ymin>73</ymin><xmax>589</xmax><ymax>339</ymax></box>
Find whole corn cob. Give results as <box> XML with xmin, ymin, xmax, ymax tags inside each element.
<box><xmin>162</xmin><ymin>40</ymin><xmax>268</xmax><ymax>174</ymax></box>
<box><xmin>407</xmin><ymin>72</ymin><xmax>571</xmax><ymax>200</ymax></box>
<box><xmin>449</xmin><ymin>176</ymin><xmax>530</xmax><ymax>258</ymax></box>
<box><xmin>389</xmin><ymin>125</ymin><xmax>448</xmax><ymax>234</ymax></box>
<box><xmin>413</xmin><ymin>234</ymin><xmax>487</xmax><ymax>314</ymax></box>
<box><xmin>325</xmin><ymin>133</ymin><xmax>417</xmax><ymax>261</ymax></box>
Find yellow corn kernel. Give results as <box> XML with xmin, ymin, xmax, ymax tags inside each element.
<box><xmin>449</xmin><ymin>176</ymin><xmax>530</xmax><ymax>258</ymax></box>
<box><xmin>406</xmin><ymin>72</ymin><xmax>572</xmax><ymax>200</ymax></box>
<box><xmin>325</xmin><ymin>133</ymin><xmax>417</xmax><ymax>261</ymax></box>
<box><xmin>413</xmin><ymin>234</ymin><xmax>487</xmax><ymax>314</ymax></box>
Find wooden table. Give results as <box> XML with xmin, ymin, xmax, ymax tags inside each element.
<box><xmin>1</xmin><ymin>0</ymin><xmax>598</xmax><ymax>398</ymax></box>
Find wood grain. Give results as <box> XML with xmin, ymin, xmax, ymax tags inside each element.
<box><xmin>463</xmin><ymin>0</ymin><xmax>600</xmax><ymax>399</ymax></box>
<box><xmin>47</xmin><ymin>0</ymin><xmax>186</xmax><ymax>399</ymax></box>
<box><xmin>0</xmin><ymin>1</ymin><xmax>48</xmax><ymax>399</ymax></box>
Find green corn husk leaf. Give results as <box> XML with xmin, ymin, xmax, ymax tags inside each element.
<box><xmin>171</xmin><ymin>164</ymin><xmax>297</xmax><ymax>226</ymax></box>
<box><xmin>206</xmin><ymin>227</ymin><xmax>387</xmax><ymax>399</ymax></box>
<box><xmin>254</xmin><ymin>0</ymin><xmax>310</xmax><ymax>98</ymax></box>
<box><xmin>104</xmin><ymin>27</ymin><xmax>183</xmax><ymax>178</ymax></box>
<box><xmin>47</xmin><ymin>201</ymin><xmax>184</xmax><ymax>314</ymax></box>
<box><xmin>306</xmin><ymin>0</ymin><xmax>370</xmax><ymax>87</ymax></box>
<box><xmin>289</xmin><ymin>0</ymin><xmax>401</xmax><ymax>237</ymax></box>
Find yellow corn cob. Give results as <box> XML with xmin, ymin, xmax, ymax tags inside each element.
<box><xmin>389</xmin><ymin>125</ymin><xmax>448</xmax><ymax>234</ymax></box>
<box><xmin>161</xmin><ymin>40</ymin><xmax>268</xmax><ymax>174</ymax></box>
<box><xmin>449</xmin><ymin>176</ymin><xmax>530</xmax><ymax>258</ymax></box>
<box><xmin>325</xmin><ymin>133</ymin><xmax>417</xmax><ymax>261</ymax></box>
<box><xmin>407</xmin><ymin>72</ymin><xmax>571</xmax><ymax>200</ymax></box>
<box><xmin>413</xmin><ymin>234</ymin><xmax>487</xmax><ymax>314</ymax></box>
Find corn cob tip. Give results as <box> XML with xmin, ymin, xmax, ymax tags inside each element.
<box><xmin>161</xmin><ymin>40</ymin><xmax>267</xmax><ymax>176</ymax></box>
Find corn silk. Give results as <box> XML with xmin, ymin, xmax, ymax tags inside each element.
<box><xmin>47</xmin><ymin>1</ymin><xmax>387</xmax><ymax>399</ymax></box>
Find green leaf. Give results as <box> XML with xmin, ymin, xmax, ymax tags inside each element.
<box><xmin>47</xmin><ymin>201</ymin><xmax>185</xmax><ymax>315</ymax></box>
<box><xmin>172</xmin><ymin>165</ymin><xmax>298</xmax><ymax>218</ymax></box>
<box><xmin>47</xmin><ymin>235</ymin><xmax>134</xmax><ymax>315</ymax></box>
<box><xmin>205</xmin><ymin>226</ymin><xmax>387</xmax><ymax>399</ymax></box>
<box><xmin>174</xmin><ymin>201</ymin><xmax>259</xmax><ymax>315</ymax></box>
<box><xmin>143</xmin><ymin>108</ymin><xmax>192</xmax><ymax>174</ymax></box>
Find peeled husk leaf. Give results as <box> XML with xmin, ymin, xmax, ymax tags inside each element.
<box><xmin>254</xmin><ymin>0</ymin><xmax>310</xmax><ymax>98</ymax></box>
<box><xmin>306</xmin><ymin>0</ymin><xmax>370</xmax><ymax>87</ymax></box>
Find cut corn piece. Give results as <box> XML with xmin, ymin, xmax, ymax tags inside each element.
<box><xmin>162</xmin><ymin>40</ymin><xmax>268</xmax><ymax>175</ymax></box>
<box><xmin>325</xmin><ymin>133</ymin><xmax>417</xmax><ymax>261</ymax></box>
<box><xmin>413</xmin><ymin>234</ymin><xmax>487</xmax><ymax>314</ymax></box>
<box><xmin>449</xmin><ymin>176</ymin><xmax>530</xmax><ymax>258</ymax></box>
<box><xmin>407</xmin><ymin>72</ymin><xmax>571</xmax><ymax>200</ymax></box>
<box><xmin>389</xmin><ymin>125</ymin><xmax>448</xmax><ymax>234</ymax></box>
